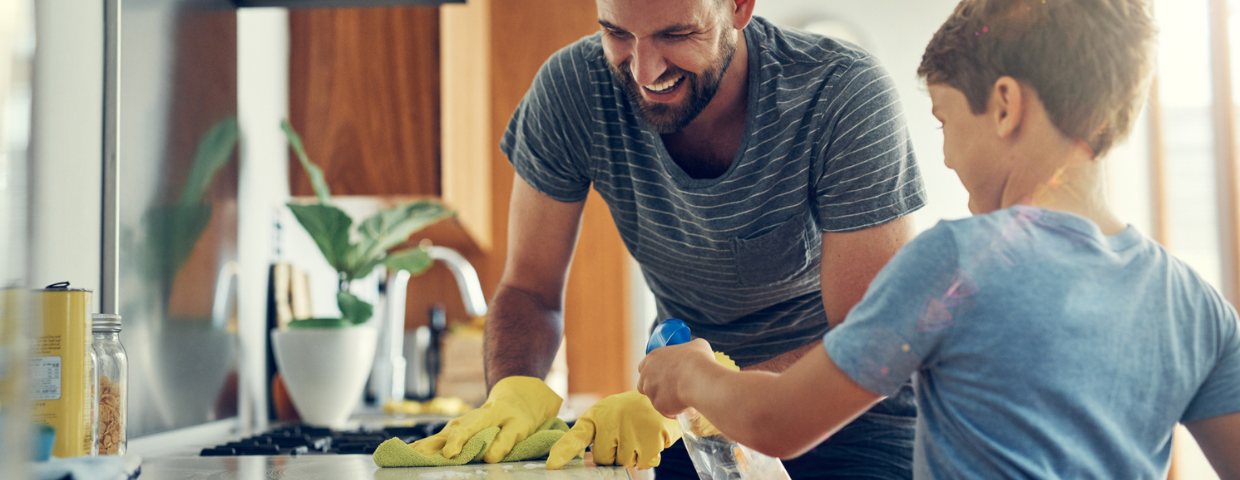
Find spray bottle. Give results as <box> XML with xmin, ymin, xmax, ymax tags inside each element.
<box><xmin>646</xmin><ymin>319</ymin><xmax>791</xmax><ymax>480</ymax></box>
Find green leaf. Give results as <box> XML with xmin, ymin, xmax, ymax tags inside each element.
<box><xmin>282</xmin><ymin>119</ymin><xmax>332</xmax><ymax>204</ymax></box>
<box><xmin>180</xmin><ymin>118</ymin><xmax>239</xmax><ymax>206</ymax></box>
<box><xmin>143</xmin><ymin>203</ymin><xmax>213</xmax><ymax>287</ymax></box>
<box><xmin>383</xmin><ymin>246</ymin><xmax>434</xmax><ymax>276</ymax></box>
<box><xmin>288</xmin><ymin>317</ymin><xmax>350</xmax><ymax>329</ymax></box>
<box><xmin>287</xmin><ymin>203</ymin><xmax>354</xmax><ymax>271</ymax></box>
<box><xmin>347</xmin><ymin>257</ymin><xmax>385</xmax><ymax>284</ymax></box>
<box><xmin>337</xmin><ymin>291</ymin><xmax>373</xmax><ymax>325</ymax></box>
<box><xmin>355</xmin><ymin>201</ymin><xmax>453</xmax><ymax>264</ymax></box>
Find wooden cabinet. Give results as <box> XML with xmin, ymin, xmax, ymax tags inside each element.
<box><xmin>288</xmin><ymin>2</ymin><xmax>633</xmax><ymax>398</ymax></box>
<box><xmin>288</xmin><ymin>7</ymin><xmax>440</xmax><ymax>198</ymax></box>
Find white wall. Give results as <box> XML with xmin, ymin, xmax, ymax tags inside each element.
<box><xmin>236</xmin><ymin>6</ymin><xmax>290</xmax><ymax>434</ymax></box>
<box><xmin>29</xmin><ymin>0</ymin><xmax>103</xmax><ymax>305</ymax></box>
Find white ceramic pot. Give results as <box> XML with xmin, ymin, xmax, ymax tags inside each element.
<box><xmin>271</xmin><ymin>324</ymin><xmax>378</xmax><ymax>428</ymax></box>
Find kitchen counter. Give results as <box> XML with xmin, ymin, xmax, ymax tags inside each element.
<box><xmin>128</xmin><ymin>410</ymin><xmax>643</xmax><ymax>480</ymax></box>
<box><xmin>138</xmin><ymin>452</ymin><xmax>633</xmax><ymax>479</ymax></box>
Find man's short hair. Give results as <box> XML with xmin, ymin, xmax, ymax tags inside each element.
<box><xmin>918</xmin><ymin>0</ymin><xmax>1156</xmax><ymax>156</ymax></box>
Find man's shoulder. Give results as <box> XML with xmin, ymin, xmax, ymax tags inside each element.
<box><xmin>749</xmin><ymin>16</ymin><xmax>897</xmax><ymax>115</ymax></box>
<box><xmin>538</xmin><ymin>32</ymin><xmax>607</xmax><ymax>81</ymax></box>
<box><xmin>751</xmin><ymin>16</ymin><xmax>876</xmax><ymax>73</ymax></box>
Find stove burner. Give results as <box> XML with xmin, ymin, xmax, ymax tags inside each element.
<box><xmin>199</xmin><ymin>422</ymin><xmax>448</xmax><ymax>456</ymax></box>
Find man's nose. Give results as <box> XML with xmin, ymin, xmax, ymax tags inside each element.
<box><xmin>629</xmin><ymin>38</ymin><xmax>666</xmax><ymax>86</ymax></box>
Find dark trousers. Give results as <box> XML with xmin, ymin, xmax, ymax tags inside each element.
<box><xmin>655</xmin><ymin>387</ymin><xmax>916</xmax><ymax>480</ymax></box>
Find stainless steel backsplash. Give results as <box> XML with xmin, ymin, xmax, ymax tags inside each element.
<box><xmin>115</xmin><ymin>0</ymin><xmax>241</xmax><ymax>437</ymax></box>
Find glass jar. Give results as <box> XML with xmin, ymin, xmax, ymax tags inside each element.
<box><xmin>91</xmin><ymin>313</ymin><xmax>127</xmax><ymax>455</ymax></box>
<box><xmin>88</xmin><ymin>340</ymin><xmax>99</xmax><ymax>456</ymax></box>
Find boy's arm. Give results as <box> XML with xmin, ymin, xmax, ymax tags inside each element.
<box><xmin>1184</xmin><ymin>412</ymin><xmax>1240</xmax><ymax>479</ymax></box>
<box><xmin>640</xmin><ymin>340</ymin><xmax>882</xmax><ymax>459</ymax></box>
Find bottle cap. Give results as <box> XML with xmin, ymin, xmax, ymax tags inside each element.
<box><xmin>646</xmin><ymin>318</ymin><xmax>691</xmax><ymax>354</ymax></box>
<box><xmin>92</xmin><ymin>313</ymin><xmax>122</xmax><ymax>331</ymax></box>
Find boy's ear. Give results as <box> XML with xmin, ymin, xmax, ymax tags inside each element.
<box><xmin>989</xmin><ymin>76</ymin><xmax>1024</xmax><ymax>140</ymax></box>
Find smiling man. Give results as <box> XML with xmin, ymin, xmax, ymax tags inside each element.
<box><xmin>410</xmin><ymin>0</ymin><xmax>926</xmax><ymax>478</ymax></box>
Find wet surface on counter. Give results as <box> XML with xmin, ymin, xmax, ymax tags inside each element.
<box><xmin>142</xmin><ymin>452</ymin><xmax>631</xmax><ymax>480</ymax></box>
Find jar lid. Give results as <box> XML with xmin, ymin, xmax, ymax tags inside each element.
<box><xmin>92</xmin><ymin>313</ymin><xmax>122</xmax><ymax>331</ymax></box>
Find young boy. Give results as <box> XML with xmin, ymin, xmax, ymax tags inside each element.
<box><xmin>637</xmin><ymin>0</ymin><xmax>1240</xmax><ymax>477</ymax></box>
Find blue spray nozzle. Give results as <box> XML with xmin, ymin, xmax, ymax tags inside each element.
<box><xmin>646</xmin><ymin>318</ymin><xmax>692</xmax><ymax>354</ymax></box>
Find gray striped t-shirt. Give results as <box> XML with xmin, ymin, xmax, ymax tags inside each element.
<box><xmin>502</xmin><ymin>17</ymin><xmax>926</xmax><ymax>367</ymax></box>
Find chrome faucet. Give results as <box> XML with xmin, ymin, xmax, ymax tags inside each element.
<box><xmin>427</xmin><ymin>246</ymin><xmax>488</xmax><ymax>318</ymax></box>
<box><xmin>371</xmin><ymin>245</ymin><xmax>487</xmax><ymax>407</ymax></box>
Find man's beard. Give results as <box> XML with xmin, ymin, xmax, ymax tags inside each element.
<box><xmin>611</xmin><ymin>31</ymin><xmax>738</xmax><ymax>134</ymax></box>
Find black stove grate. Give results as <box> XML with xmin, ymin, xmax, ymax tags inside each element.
<box><xmin>200</xmin><ymin>422</ymin><xmax>448</xmax><ymax>456</ymax></box>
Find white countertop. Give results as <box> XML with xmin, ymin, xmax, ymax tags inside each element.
<box><xmin>137</xmin><ymin>453</ymin><xmax>633</xmax><ymax>480</ymax></box>
<box><xmin>126</xmin><ymin>413</ymin><xmax>639</xmax><ymax>480</ymax></box>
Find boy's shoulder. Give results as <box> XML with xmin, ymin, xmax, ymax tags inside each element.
<box><xmin>911</xmin><ymin>206</ymin><xmax>1046</xmax><ymax>254</ymax></box>
<box><xmin>925</xmin><ymin>206</ymin><xmax>1226</xmax><ymax>305</ymax></box>
<box><xmin>925</xmin><ymin>205</ymin><xmax>1137</xmax><ymax>251</ymax></box>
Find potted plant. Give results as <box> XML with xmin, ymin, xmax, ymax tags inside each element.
<box><xmin>270</xmin><ymin>120</ymin><xmax>453</xmax><ymax>428</ymax></box>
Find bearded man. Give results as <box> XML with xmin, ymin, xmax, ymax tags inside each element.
<box><xmin>413</xmin><ymin>0</ymin><xmax>926</xmax><ymax>478</ymax></box>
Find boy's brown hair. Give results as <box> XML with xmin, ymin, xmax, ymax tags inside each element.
<box><xmin>918</xmin><ymin>0</ymin><xmax>1156</xmax><ymax>156</ymax></box>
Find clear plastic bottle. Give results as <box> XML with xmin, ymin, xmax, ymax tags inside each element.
<box><xmin>647</xmin><ymin>319</ymin><xmax>790</xmax><ymax>480</ymax></box>
<box><xmin>91</xmin><ymin>313</ymin><xmax>127</xmax><ymax>455</ymax></box>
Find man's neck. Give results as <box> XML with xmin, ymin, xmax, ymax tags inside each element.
<box><xmin>660</xmin><ymin>29</ymin><xmax>749</xmax><ymax>179</ymax></box>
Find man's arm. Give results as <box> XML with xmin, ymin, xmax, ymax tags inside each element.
<box><xmin>1184</xmin><ymin>412</ymin><xmax>1240</xmax><ymax>479</ymax></box>
<box><xmin>821</xmin><ymin>216</ymin><xmax>917</xmax><ymax>329</ymax></box>
<box><xmin>484</xmin><ymin>175</ymin><xmax>586</xmax><ymax>390</ymax></box>
<box><xmin>743</xmin><ymin>216</ymin><xmax>916</xmax><ymax>374</ymax></box>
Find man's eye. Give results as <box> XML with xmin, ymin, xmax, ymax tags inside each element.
<box><xmin>607</xmin><ymin>30</ymin><xmax>632</xmax><ymax>39</ymax></box>
<box><xmin>664</xmin><ymin>32</ymin><xmax>692</xmax><ymax>40</ymax></box>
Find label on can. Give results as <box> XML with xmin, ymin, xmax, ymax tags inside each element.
<box><xmin>30</xmin><ymin>356</ymin><xmax>61</xmax><ymax>401</ymax></box>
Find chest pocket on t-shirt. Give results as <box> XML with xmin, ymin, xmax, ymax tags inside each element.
<box><xmin>732</xmin><ymin>211</ymin><xmax>816</xmax><ymax>286</ymax></box>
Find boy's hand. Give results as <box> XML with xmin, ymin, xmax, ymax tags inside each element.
<box><xmin>637</xmin><ymin>338</ymin><xmax>717</xmax><ymax>416</ymax></box>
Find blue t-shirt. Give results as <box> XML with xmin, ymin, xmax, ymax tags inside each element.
<box><xmin>824</xmin><ymin>206</ymin><xmax>1240</xmax><ymax>478</ymax></box>
<box><xmin>501</xmin><ymin>17</ymin><xmax>925</xmax><ymax>366</ymax></box>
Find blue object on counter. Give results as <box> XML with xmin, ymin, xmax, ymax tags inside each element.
<box><xmin>32</xmin><ymin>423</ymin><xmax>55</xmax><ymax>461</ymax></box>
<box><xmin>33</xmin><ymin>454</ymin><xmax>141</xmax><ymax>480</ymax></box>
<box><xmin>646</xmin><ymin>318</ymin><xmax>691</xmax><ymax>354</ymax></box>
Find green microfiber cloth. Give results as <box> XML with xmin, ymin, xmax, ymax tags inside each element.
<box><xmin>373</xmin><ymin>418</ymin><xmax>580</xmax><ymax>467</ymax></box>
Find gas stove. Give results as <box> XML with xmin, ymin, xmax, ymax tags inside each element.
<box><xmin>198</xmin><ymin>421</ymin><xmax>448</xmax><ymax>457</ymax></box>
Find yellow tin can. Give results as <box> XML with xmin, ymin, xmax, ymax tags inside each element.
<box><xmin>32</xmin><ymin>284</ymin><xmax>93</xmax><ymax>458</ymax></box>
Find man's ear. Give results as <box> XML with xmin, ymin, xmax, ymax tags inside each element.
<box><xmin>990</xmin><ymin>76</ymin><xmax>1024</xmax><ymax>140</ymax></box>
<box><xmin>731</xmin><ymin>0</ymin><xmax>756</xmax><ymax>30</ymax></box>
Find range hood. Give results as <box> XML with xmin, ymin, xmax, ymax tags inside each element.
<box><xmin>233</xmin><ymin>0</ymin><xmax>462</xmax><ymax>8</ymax></box>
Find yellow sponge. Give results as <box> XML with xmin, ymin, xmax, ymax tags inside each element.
<box><xmin>373</xmin><ymin>427</ymin><xmax>497</xmax><ymax>467</ymax></box>
<box><xmin>499</xmin><ymin>419</ymin><xmax>572</xmax><ymax>462</ymax></box>
<box><xmin>373</xmin><ymin>418</ymin><xmax>579</xmax><ymax>467</ymax></box>
<box><xmin>713</xmin><ymin>351</ymin><xmax>740</xmax><ymax>371</ymax></box>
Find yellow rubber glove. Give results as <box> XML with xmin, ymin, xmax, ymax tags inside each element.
<box><xmin>410</xmin><ymin>376</ymin><xmax>562</xmax><ymax>463</ymax></box>
<box><xmin>546</xmin><ymin>389</ymin><xmax>681</xmax><ymax>470</ymax></box>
